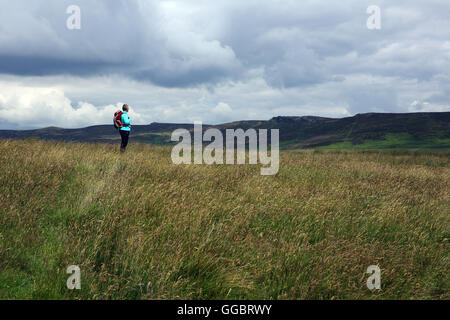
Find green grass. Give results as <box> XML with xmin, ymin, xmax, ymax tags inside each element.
<box><xmin>0</xmin><ymin>139</ymin><xmax>448</xmax><ymax>300</ymax></box>
<box><xmin>317</xmin><ymin>133</ymin><xmax>450</xmax><ymax>150</ymax></box>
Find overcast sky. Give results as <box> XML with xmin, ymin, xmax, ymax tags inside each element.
<box><xmin>0</xmin><ymin>0</ymin><xmax>449</xmax><ymax>129</ymax></box>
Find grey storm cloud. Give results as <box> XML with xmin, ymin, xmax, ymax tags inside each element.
<box><xmin>0</xmin><ymin>0</ymin><xmax>242</xmax><ymax>87</ymax></box>
<box><xmin>0</xmin><ymin>0</ymin><xmax>449</xmax><ymax>88</ymax></box>
<box><xmin>0</xmin><ymin>0</ymin><xmax>449</xmax><ymax>129</ymax></box>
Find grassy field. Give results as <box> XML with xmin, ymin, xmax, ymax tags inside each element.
<box><xmin>316</xmin><ymin>133</ymin><xmax>450</xmax><ymax>150</ymax></box>
<box><xmin>0</xmin><ymin>139</ymin><xmax>448</xmax><ymax>300</ymax></box>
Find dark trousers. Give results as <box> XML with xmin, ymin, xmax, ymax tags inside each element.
<box><xmin>120</xmin><ymin>130</ymin><xmax>130</xmax><ymax>152</ymax></box>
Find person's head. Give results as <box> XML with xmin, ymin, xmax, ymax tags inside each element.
<box><xmin>122</xmin><ymin>104</ymin><xmax>129</xmax><ymax>112</ymax></box>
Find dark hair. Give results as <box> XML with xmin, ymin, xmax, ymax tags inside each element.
<box><xmin>122</xmin><ymin>104</ymin><xmax>129</xmax><ymax>111</ymax></box>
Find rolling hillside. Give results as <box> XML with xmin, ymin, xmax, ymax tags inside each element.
<box><xmin>1</xmin><ymin>112</ymin><xmax>449</xmax><ymax>149</ymax></box>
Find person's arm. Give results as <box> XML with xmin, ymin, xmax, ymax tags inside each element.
<box><xmin>122</xmin><ymin>113</ymin><xmax>131</xmax><ymax>126</ymax></box>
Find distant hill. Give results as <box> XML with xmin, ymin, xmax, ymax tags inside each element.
<box><xmin>1</xmin><ymin>112</ymin><xmax>449</xmax><ymax>149</ymax></box>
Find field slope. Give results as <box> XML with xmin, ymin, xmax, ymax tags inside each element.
<box><xmin>0</xmin><ymin>139</ymin><xmax>449</xmax><ymax>299</ymax></box>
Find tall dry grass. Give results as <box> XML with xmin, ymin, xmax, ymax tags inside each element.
<box><xmin>0</xmin><ymin>139</ymin><xmax>448</xmax><ymax>299</ymax></box>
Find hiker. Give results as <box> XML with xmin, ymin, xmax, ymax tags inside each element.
<box><xmin>119</xmin><ymin>104</ymin><xmax>132</xmax><ymax>152</ymax></box>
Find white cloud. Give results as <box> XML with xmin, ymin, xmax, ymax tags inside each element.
<box><xmin>212</xmin><ymin>102</ymin><xmax>232</xmax><ymax>115</ymax></box>
<box><xmin>0</xmin><ymin>81</ymin><xmax>145</xmax><ymax>128</ymax></box>
<box><xmin>408</xmin><ymin>100</ymin><xmax>450</xmax><ymax>113</ymax></box>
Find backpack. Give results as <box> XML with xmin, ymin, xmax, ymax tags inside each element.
<box><xmin>113</xmin><ymin>110</ymin><xmax>123</xmax><ymax>129</ymax></box>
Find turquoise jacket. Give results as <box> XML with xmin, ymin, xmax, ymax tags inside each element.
<box><xmin>120</xmin><ymin>111</ymin><xmax>131</xmax><ymax>131</ymax></box>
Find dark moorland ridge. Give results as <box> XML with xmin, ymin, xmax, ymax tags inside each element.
<box><xmin>0</xmin><ymin>112</ymin><xmax>449</xmax><ymax>149</ymax></box>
